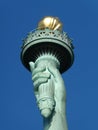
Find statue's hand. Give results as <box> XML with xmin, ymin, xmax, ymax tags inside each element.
<box><xmin>30</xmin><ymin>62</ymin><xmax>66</xmax><ymax>115</ymax></box>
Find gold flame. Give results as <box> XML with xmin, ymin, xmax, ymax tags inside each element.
<box><xmin>38</xmin><ymin>16</ymin><xmax>62</xmax><ymax>31</ymax></box>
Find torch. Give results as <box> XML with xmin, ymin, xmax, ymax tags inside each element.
<box><xmin>20</xmin><ymin>16</ymin><xmax>74</xmax><ymax>118</ymax></box>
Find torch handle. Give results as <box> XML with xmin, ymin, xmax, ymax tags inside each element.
<box><xmin>37</xmin><ymin>75</ymin><xmax>55</xmax><ymax>118</ymax></box>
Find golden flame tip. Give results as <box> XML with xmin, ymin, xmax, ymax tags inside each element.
<box><xmin>38</xmin><ymin>16</ymin><xmax>62</xmax><ymax>31</ymax></box>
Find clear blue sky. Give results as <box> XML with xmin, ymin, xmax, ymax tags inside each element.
<box><xmin>0</xmin><ymin>0</ymin><xmax>98</xmax><ymax>130</ymax></box>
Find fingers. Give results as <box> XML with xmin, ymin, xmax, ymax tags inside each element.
<box><xmin>33</xmin><ymin>72</ymin><xmax>51</xmax><ymax>82</ymax></box>
<box><xmin>29</xmin><ymin>61</ymin><xmax>46</xmax><ymax>75</ymax></box>
<box><xmin>32</xmin><ymin>65</ymin><xmax>51</xmax><ymax>84</ymax></box>
<box><xmin>33</xmin><ymin>67</ymin><xmax>46</xmax><ymax>76</ymax></box>
<box><xmin>34</xmin><ymin>78</ymin><xmax>48</xmax><ymax>90</ymax></box>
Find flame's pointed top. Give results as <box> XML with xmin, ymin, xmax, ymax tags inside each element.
<box><xmin>38</xmin><ymin>16</ymin><xmax>63</xmax><ymax>32</ymax></box>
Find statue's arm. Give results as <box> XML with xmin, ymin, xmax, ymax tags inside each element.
<box><xmin>29</xmin><ymin>63</ymin><xmax>68</xmax><ymax>130</ymax></box>
<box><xmin>44</xmin><ymin>67</ymin><xmax>68</xmax><ymax>130</ymax></box>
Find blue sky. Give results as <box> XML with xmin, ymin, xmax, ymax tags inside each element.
<box><xmin>0</xmin><ymin>0</ymin><xmax>98</xmax><ymax>130</ymax></box>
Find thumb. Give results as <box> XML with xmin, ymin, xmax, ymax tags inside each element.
<box><xmin>29</xmin><ymin>61</ymin><xmax>35</xmax><ymax>73</ymax></box>
<box><xmin>48</xmin><ymin>66</ymin><xmax>62</xmax><ymax>82</ymax></box>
